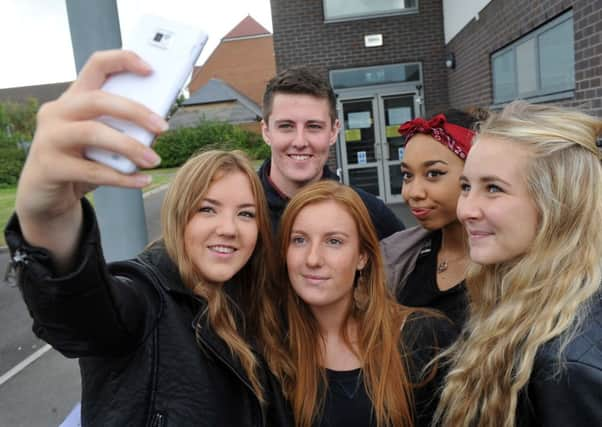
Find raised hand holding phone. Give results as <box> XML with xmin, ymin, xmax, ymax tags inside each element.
<box><xmin>15</xmin><ymin>49</ymin><xmax>165</xmax><ymax>271</ymax></box>
<box><xmin>86</xmin><ymin>15</ymin><xmax>208</xmax><ymax>173</ymax></box>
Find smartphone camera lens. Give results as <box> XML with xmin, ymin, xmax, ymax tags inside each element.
<box><xmin>153</xmin><ymin>32</ymin><xmax>164</xmax><ymax>42</ymax></box>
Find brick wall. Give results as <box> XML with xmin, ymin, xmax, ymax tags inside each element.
<box><xmin>447</xmin><ymin>0</ymin><xmax>602</xmax><ymax>118</ymax></box>
<box><xmin>188</xmin><ymin>36</ymin><xmax>276</xmax><ymax>106</ymax></box>
<box><xmin>270</xmin><ymin>0</ymin><xmax>450</xmax><ymax>118</ymax></box>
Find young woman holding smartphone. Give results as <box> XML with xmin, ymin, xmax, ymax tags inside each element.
<box><xmin>5</xmin><ymin>51</ymin><xmax>291</xmax><ymax>426</ymax></box>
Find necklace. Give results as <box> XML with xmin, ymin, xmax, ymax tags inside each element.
<box><xmin>437</xmin><ymin>260</ymin><xmax>450</xmax><ymax>273</ymax></box>
<box><xmin>438</xmin><ymin>228</ymin><xmax>468</xmax><ymax>274</ymax></box>
<box><xmin>437</xmin><ymin>255</ymin><xmax>467</xmax><ymax>274</ymax></box>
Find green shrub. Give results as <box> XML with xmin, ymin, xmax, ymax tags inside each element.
<box><xmin>0</xmin><ymin>141</ymin><xmax>26</xmax><ymax>187</ymax></box>
<box><xmin>153</xmin><ymin>121</ymin><xmax>269</xmax><ymax>167</ymax></box>
<box><xmin>0</xmin><ymin>99</ymin><xmax>38</xmax><ymax>186</ymax></box>
<box><xmin>0</xmin><ymin>98</ymin><xmax>38</xmax><ymax>137</ymax></box>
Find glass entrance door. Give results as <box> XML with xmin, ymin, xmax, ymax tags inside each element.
<box><xmin>381</xmin><ymin>94</ymin><xmax>417</xmax><ymax>202</ymax></box>
<box><xmin>338</xmin><ymin>93</ymin><xmax>418</xmax><ymax>203</ymax></box>
<box><xmin>339</xmin><ymin>98</ymin><xmax>383</xmax><ymax>197</ymax></box>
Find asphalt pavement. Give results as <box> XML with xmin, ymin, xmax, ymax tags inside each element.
<box><xmin>0</xmin><ymin>187</ymin><xmax>165</xmax><ymax>427</ymax></box>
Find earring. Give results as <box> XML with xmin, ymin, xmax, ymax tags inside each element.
<box><xmin>353</xmin><ymin>268</ymin><xmax>368</xmax><ymax>312</ymax></box>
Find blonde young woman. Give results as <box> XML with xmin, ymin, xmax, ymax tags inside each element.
<box><xmin>436</xmin><ymin>101</ymin><xmax>602</xmax><ymax>426</ymax></box>
<box><xmin>5</xmin><ymin>51</ymin><xmax>291</xmax><ymax>426</ymax></box>
<box><xmin>269</xmin><ymin>180</ymin><xmax>453</xmax><ymax>427</ymax></box>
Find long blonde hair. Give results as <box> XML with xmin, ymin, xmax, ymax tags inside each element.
<box><xmin>161</xmin><ymin>150</ymin><xmax>281</xmax><ymax>402</ymax></box>
<box><xmin>436</xmin><ymin>101</ymin><xmax>602</xmax><ymax>426</ymax></box>
<box><xmin>272</xmin><ymin>180</ymin><xmax>416</xmax><ymax>427</ymax></box>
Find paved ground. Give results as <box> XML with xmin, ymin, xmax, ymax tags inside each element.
<box><xmin>0</xmin><ymin>188</ymin><xmax>166</xmax><ymax>427</ymax></box>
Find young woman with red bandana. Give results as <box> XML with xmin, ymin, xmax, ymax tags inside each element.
<box><xmin>380</xmin><ymin>110</ymin><xmax>483</xmax><ymax>330</ymax></box>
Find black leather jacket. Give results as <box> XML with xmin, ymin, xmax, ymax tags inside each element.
<box><xmin>517</xmin><ymin>293</ymin><xmax>602</xmax><ymax>426</ymax></box>
<box><xmin>5</xmin><ymin>201</ymin><xmax>293</xmax><ymax>427</ymax></box>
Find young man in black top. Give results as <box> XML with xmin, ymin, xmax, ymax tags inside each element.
<box><xmin>259</xmin><ymin>67</ymin><xmax>404</xmax><ymax>239</ymax></box>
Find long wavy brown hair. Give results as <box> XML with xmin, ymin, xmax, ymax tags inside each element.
<box><xmin>436</xmin><ymin>101</ymin><xmax>602</xmax><ymax>426</ymax></box>
<box><xmin>161</xmin><ymin>150</ymin><xmax>283</xmax><ymax>402</ymax></box>
<box><xmin>271</xmin><ymin>180</ymin><xmax>416</xmax><ymax>427</ymax></box>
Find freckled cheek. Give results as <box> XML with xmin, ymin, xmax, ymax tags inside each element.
<box><xmin>334</xmin><ymin>256</ymin><xmax>357</xmax><ymax>285</ymax></box>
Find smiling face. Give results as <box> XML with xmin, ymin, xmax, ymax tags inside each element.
<box><xmin>401</xmin><ymin>133</ymin><xmax>466</xmax><ymax>230</ymax></box>
<box><xmin>286</xmin><ymin>200</ymin><xmax>367</xmax><ymax>315</ymax></box>
<box><xmin>184</xmin><ymin>171</ymin><xmax>259</xmax><ymax>285</ymax></box>
<box><xmin>457</xmin><ymin>136</ymin><xmax>539</xmax><ymax>265</ymax></box>
<box><xmin>262</xmin><ymin>93</ymin><xmax>340</xmax><ymax>197</ymax></box>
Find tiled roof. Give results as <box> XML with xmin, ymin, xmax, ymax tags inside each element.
<box><xmin>0</xmin><ymin>81</ymin><xmax>71</xmax><ymax>104</ymax></box>
<box><xmin>183</xmin><ymin>78</ymin><xmax>262</xmax><ymax>116</ymax></box>
<box><xmin>223</xmin><ymin>15</ymin><xmax>270</xmax><ymax>39</ymax></box>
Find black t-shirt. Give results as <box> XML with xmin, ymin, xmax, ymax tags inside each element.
<box><xmin>397</xmin><ymin>230</ymin><xmax>469</xmax><ymax>329</ymax></box>
<box><xmin>319</xmin><ymin>368</ymin><xmax>373</xmax><ymax>427</ymax></box>
<box><xmin>317</xmin><ymin>314</ymin><xmax>457</xmax><ymax>427</ymax></box>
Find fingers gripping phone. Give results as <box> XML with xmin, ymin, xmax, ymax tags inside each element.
<box><xmin>86</xmin><ymin>15</ymin><xmax>208</xmax><ymax>174</ymax></box>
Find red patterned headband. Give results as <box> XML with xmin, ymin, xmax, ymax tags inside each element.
<box><xmin>398</xmin><ymin>114</ymin><xmax>475</xmax><ymax>160</ymax></box>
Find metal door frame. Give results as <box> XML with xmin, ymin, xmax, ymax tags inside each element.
<box><xmin>335</xmin><ymin>82</ymin><xmax>424</xmax><ymax>202</ymax></box>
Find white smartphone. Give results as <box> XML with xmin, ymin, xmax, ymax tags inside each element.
<box><xmin>86</xmin><ymin>15</ymin><xmax>208</xmax><ymax>173</ymax></box>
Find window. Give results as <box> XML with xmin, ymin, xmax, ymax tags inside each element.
<box><xmin>323</xmin><ymin>0</ymin><xmax>417</xmax><ymax>22</ymax></box>
<box><xmin>492</xmin><ymin>11</ymin><xmax>574</xmax><ymax>104</ymax></box>
<box><xmin>330</xmin><ymin>63</ymin><xmax>421</xmax><ymax>89</ymax></box>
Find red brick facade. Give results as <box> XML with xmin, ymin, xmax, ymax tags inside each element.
<box><xmin>188</xmin><ymin>17</ymin><xmax>276</xmax><ymax>106</ymax></box>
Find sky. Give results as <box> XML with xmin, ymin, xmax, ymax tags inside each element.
<box><xmin>0</xmin><ymin>0</ymin><xmax>273</xmax><ymax>89</ymax></box>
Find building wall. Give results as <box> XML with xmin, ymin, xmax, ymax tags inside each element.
<box><xmin>270</xmin><ymin>0</ymin><xmax>450</xmax><ymax>118</ymax></box>
<box><xmin>188</xmin><ymin>36</ymin><xmax>276</xmax><ymax>106</ymax></box>
<box><xmin>447</xmin><ymin>0</ymin><xmax>602</xmax><ymax>118</ymax></box>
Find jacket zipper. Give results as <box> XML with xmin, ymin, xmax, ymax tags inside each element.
<box><xmin>151</xmin><ymin>412</ymin><xmax>165</xmax><ymax>427</ymax></box>
<box><xmin>125</xmin><ymin>260</ymin><xmax>165</xmax><ymax>427</ymax></box>
<box><xmin>4</xmin><ymin>249</ymin><xmax>28</xmax><ymax>286</ymax></box>
<box><xmin>196</xmin><ymin>326</ymin><xmax>267</xmax><ymax>426</ymax></box>
<box><xmin>134</xmin><ymin>258</ymin><xmax>266</xmax><ymax>426</ymax></box>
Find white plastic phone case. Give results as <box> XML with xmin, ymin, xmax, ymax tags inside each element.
<box><xmin>86</xmin><ymin>15</ymin><xmax>208</xmax><ymax>173</ymax></box>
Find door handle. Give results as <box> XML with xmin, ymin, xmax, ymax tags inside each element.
<box><xmin>374</xmin><ymin>143</ymin><xmax>389</xmax><ymax>160</ymax></box>
<box><xmin>382</xmin><ymin>142</ymin><xmax>390</xmax><ymax>160</ymax></box>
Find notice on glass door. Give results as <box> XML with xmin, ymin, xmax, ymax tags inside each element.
<box><xmin>386</xmin><ymin>125</ymin><xmax>401</xmax><ymax>138</ymax></box>
<box><xmin>348</xmin><ymin>111</ymin><xmax>372</xmax><ymax>129</ymax></box>
<box><xmin>345</xmin><ymin>129</ymin><xmax>361</xmax><ymax>142</ymax></box>
<box><xmin>357</xmin><ymin>151</ymin><xmax>367</xmax><ymax>164</ymax></box>
<box><xmin>388</xmin><ymin>107</ymin><xmax>412</xmax><ymax>125</ymax></box>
